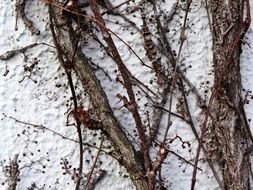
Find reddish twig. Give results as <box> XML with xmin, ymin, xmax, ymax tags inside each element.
<box><xmin>42</xmin><ymin>0</ymin><xmax>153</xmax><ymax>70</ymax></box>
<box><xmin>149</xmin><ymin>1</ymin><xmax>223</xmax><ymax>187</ymax></box>
<box><xmin>162</xmin><ymin>0</ymin><xmax>192</xmax><ymax>144</ymax></box>
<box><xmin>89</xmin><ymin>1</ymin><xmax>154</xmax><ymax>189</ymax></box>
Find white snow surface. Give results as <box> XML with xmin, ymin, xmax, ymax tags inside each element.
<box><xmin>0</xmin><ymin>0</ymin><xmax>252</xmax><ymax>190</ymax></box>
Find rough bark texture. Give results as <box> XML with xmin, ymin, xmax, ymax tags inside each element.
<box><xmin>7</xmin><ymin>154</ymin><xmax>19</xmax><ymax>190</ymax></box>
<box><xmin>48</xmin><ymin>5</ymin><xmax>148</xmax><ymax>190</ymax></box>
<box><xmin>210</xmin><ymin>1</ymin><xmax>250</xmax><ymax>189</ymax></box>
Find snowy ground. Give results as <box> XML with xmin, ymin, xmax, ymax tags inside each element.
<box><xmin>0</xmin><ymin>0</ymin><xmax>253</xmax><ymax>190</ymax></box>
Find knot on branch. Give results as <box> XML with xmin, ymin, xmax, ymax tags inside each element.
<box><xmin>69</xmin><ymin>106</ymin><xmax>102</xmax><ymax>130</ymax></box>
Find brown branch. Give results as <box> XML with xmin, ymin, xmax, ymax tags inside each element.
<box><xmin>140</xmin><ymin>8</ymin><xmax>166</xmax><ymax>87</ymax></box>
<box><xmin>146</xmin><ymin>1</ymin><xmax>223</xmax><ymax>188</ymax></box>
<box><xmin>49</xmin><ymin>7</ymin><xmax>83</xmax><ymax>190</ymax></box>
<box><xmin>86</xmin><ymin>170</ymin><xmax>106</xmax><ymax>190</ymax></box>
<box><xmin>148</xmin><ymin>0</ymin><xmax>205</xmax><ymax>146</ymax></box>
<box><xmin>179</xmin><ymin>77</ymin><xmax>224</xmax><ymax>190</ymax></box>
<box><xmin>139</xmin><ymin>2</ymin><xmax>171</xmax><ymax>148</ymax></box>
<box><xmin>92</xmin><ymin>34</ymin><xmax>155</xmax><ymax>96</ymax></box>
<box><xmin>89</xmin><ymin>2</ymin><xmax>153</xmax><ymax>189</ymax></box>
<box><xmin>140</xmin><ymin>1</ymin><xmax>223</xmax><ymax>188</ymax></box>
<box><xmin>151</xmin><ymin>146</ymin><xmax>169</xmax><ymax>174</ymax></box>
<box><xmin>141</xmin><ymin>3</ymin><xmax>220</xmax><ymax>185</ymax></box>
<box><xmin>47</xmin><ymin>3</ymin><xmax>149</xmax><ymax>189</ymax></box>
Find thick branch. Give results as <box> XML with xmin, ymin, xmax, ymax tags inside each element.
<box><xmin>48</xmin><ymin>4</ymin><xmax>148</xmax><ymax>190</ymax></box>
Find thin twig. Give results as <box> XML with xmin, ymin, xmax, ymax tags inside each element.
<box><xmin>161</xmin><ymin>0</ymin><xmax>192</xmax><ymax>144</ymax></box>
<box><xmin>46</xmin><ymin>2</ymin><xmax>150</xmax><ymax>189</ymax></box>
<box><xmin>169</xmin><ymin>150</ymin><xmax>202</xmax><ymax>171</ymax></box>
<box><xmin>49</xmin><ymin>6</ymin><xmax>83</xmax><ymax>190</ymax></box>
<box><xmin>203</xmin><ymin>0</ymin><xmax>213</xmax><ymax>36</ymax></box>
<box><xmin>93</xmin><ymin>35</ymin><xmax>156</xmax><ymax>96</ymax></box>
<box><xmin>6</xmin><ymin>115</ymin><xmax>118</xmax><ymax>160</ymax></box>
<box><xmin>0</xmin><ymin>43</ymin><xmax>54</xmax><ymax>60</ymax></box>
<box><xmin>179</xmin><ymin>78</ymin><xmax>224</xmax><ymax>190</ymax></box>
<box><xmin>153</xmin><ymin>105</ymin><xmax>187</xmax><ymax>122</ymax></box>
<box><xmin>84</xmin><ymin>137</ymin><xmax>104</xmax><ymax>190</ymax></box>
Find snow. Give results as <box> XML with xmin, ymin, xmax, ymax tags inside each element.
<box><xmin>0</xmin><ymin>0</ymin><xmax>252</xmax><ymax>190</ymax></box>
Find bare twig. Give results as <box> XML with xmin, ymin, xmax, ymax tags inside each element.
<box><xmin>148</xmin><ymin>0</ymin><xmax>204</xmax><ymax>147</ymax></box>
<box><xmin>153</xmin><ymin>105</ymin><xmax>186</xmax><ymax>122</ymax></box>
<box><xmin>47</xmin><ymin>2</ymin><xmax>149</xmax><ymax>189</ymax></box>
<box><xmin>139</xmin><ymin>2</ymin><xmax>171</xmax><ymax>148</ymax></box>
<box><xmin>162</xmin><ymin>0</ymin><xmax>192</xmax><ymax>144</ymax></box>
<box><xmin>87</xmin><ymin>170</ymin><xmax>106</xmax><ymax>190</ymax></box>
<box><xmin>93</xmin><ymin>35</ymin><xmax>156</xmax><ymax>96</ymax></box>
<box><xmin>0</xmin><ymin>43</ymin><xmax>53</xmax><ymax>61</ymax></box>
<box><xmin>5</xmin><ymin>115</ymin><xmax>118</xmax><ymax>160</ymax></box>
<box><xmin>84</xmin><ymin>137</ymin><xmax>104</xmax><ymax>190</ymax></box>
<box><xmin>169</xmin><ymin>150</ymin><xmax>202</xmax><ymax>171</ymax></box>
<box><xmin>49</xmin><ymin>7</ymin><xmax>84</xmax><ymax>190</ymax></box>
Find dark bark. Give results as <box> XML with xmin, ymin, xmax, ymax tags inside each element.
<box><xmin>7</xmin><ymin>154</ymin><xmax>19</xmax><ymax>190</ymax></box>
<box><xmin>210</xmin><ymin>0</ymin><xmax>251</xmax><ymax>189</ymax></box>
